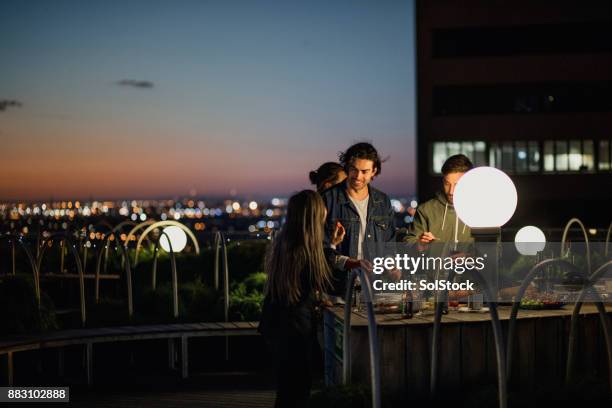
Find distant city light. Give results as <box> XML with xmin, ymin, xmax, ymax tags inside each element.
<box><xmin>249</xmin><ymin>201</ymin><xmax>258</xmax><ymax>210</ymax></box>
<box><xmin>271</xmin><ymin>198</ymin><xmax>280</xmax><ymax>206</ymax></box>
<box><xmin>265</xmin><ymin>209</ymin><xmax>273</xmax><ymax>217</ymax></box>
<box><xmin>390</xmin><ymin>199</ymin><xmax>402</xmax><ymax>213</ymax></box>
<box><xmin>410</xmin><ymin>200</ymin><xmax>418</xmax><ymax>209</ymax></box>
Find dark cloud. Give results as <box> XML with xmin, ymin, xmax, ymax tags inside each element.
<box><xmin>116</xmin><ymin>79</ymin><xmax>155</xmax><ymax>89</ymax></box>
<box><xmin>0</xmin><ymin>100</ymin><xmax>23</xmax><ymax>112</ymax></box>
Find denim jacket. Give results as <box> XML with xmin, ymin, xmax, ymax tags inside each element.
<box><xmin>321</xmin><ymin>181</ymin><xmax>397</xmax><ymax>263</ymax></box>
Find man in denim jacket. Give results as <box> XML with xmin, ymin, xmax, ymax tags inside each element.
<box><xmin>321</xmin><ymin>143</ymin><xmax>397</xmax><ymax>295</ymax></box>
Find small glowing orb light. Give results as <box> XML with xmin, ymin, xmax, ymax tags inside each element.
<box><xmin>159</xmin><ymin>226</ymin><xmax>187</xmax><ymax>253</ymax></box>
<box><xmin>454</xmin><ymin>167</ymin><xmax>517</xmax><ymax>228</ymax></box>
<box><xmin>514</xmin><ymin>226</ymin><xmax>546</xmax><ymax>256</ymax></box>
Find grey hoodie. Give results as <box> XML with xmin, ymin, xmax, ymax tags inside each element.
<box><xmin>404</xmin><ymin>191</ymin><xmax>473</xmax><ymax>249</ymax></box>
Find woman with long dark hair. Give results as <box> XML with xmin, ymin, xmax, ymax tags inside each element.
<box><xmin>309</xmin><ymin>162</ymin><xmax>347</xmax><ymax>192</ymax></box>
<box><xmin>259</xmin><ymin>190</ymin><xmax>342</xmax><ymax>407</ymax></box>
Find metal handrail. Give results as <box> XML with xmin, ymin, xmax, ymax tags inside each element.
<box><xmin>560</xmin><ymin>218</ymin><xmax>591</xmax><ymax>274</ymax></box>
<box><xmin>150</xmin><ymin>231</ymin><xmax>179</xmax><ymax>318</ymax></box>
<box><xmin>0</xmin><ymin>234</ymin><xmax>40</xmax><ymax>306</ymax></box>
<box><xmin>342</xmin><ymin>269</ymin><xmax>381</xmax><ymax>408</ymax></box>
<box><xmin>605</xmin><ymin>221</ymin><xmax>612</xmax><ymax>257</ymax></box>
<box><xmin>506</xmin><ymin>258</ymin><xmax>579</xmax><ymax>379</ymax></box>
<box><xmin>36</xmin><ymin>232</ymin><xmax>86</xmax><ymax>326</ymax></box>
<box><xmin>94</xmin><ymin>231</ymin><xmax>133</xmax><ymax>317</ymax></box>
<box><xmin>467</xmin><ymin>268</ymin><xmax>507</xmax><ymax>408</ymax></box>
<box><xmin>566</xmin><ymin>260</ymin><xmax>612</xmax><ymax>390</ymax></box>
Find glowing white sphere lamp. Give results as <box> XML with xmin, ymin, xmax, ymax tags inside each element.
<box><xmin>454</xmin><ymin>167</ymin><xmax>518</xmax><ymax>229</ymax></box>
<box><xmin>159</xmin><ymin>226</ymin><xmax>187</xmax><ymax>253</ymax></box>
<box><xmin>514</xmin><ymin>226</ymin><xmax>546</xmax><ymax>256</ymax></box>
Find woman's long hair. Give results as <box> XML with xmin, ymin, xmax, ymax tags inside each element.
<box><xmin>265</xmin><ymin>190</ymin><xmax>331</xmax><ymax>305</ymax></box>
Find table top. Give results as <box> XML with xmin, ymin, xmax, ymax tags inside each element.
<box><xmin>324</xmin><ymin>303</ymin><xmax>612</xmax><ymax>327</ymax></box>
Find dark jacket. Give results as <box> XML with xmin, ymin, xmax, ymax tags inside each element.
<box><xmin>258</xmin><ymin>270</ymin><xmax>316</xmax><ymax>341</ymax></box>
<box><xmin>320</xmin><ymin>181</ymin><xmax>397</xmax><ymax>293</ymax></box>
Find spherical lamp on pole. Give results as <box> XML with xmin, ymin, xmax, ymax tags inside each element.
<box><xmin>159</xmin><ymin>226</ymin><xmax>187</xmax><ymax>253</ymax></box>
<box><xmin>514</xmin><ymin>226</ymin><xmax>546</xmax><ymax>256</ymax></box>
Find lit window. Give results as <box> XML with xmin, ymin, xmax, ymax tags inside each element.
<box><xmin>528</xmin><ymin>141</ymin><xmax>540</xmax><ymax>172</ymax></box>
<box><xmin>474</xmin><ymin>141</ymin><xmax>486</xmax><ymax>166</ymax></box>
<box><xmin>555</xmin><ymin>140</ymin><xmax>568</xmax><ymax>171</ymax></box>
<box><xmin>599</xmin><ymin>140</ymin><xmax>610</xmax><ymax>171</ymax></box>
<box><xmin>569</xmin><ymin>140</ymin><xmax>582</xmax><ymax>171</ymax></box>
<box><xmin>544</xmin><ymin>141</ymin><xmax>554</xmax><ymax>172</ymax></box>
<box><xmin>501</xmin><ymin>142</ymin><xmax>513</xmax><ymax>172</ymax></box>
<box><xmin>515</xmin><ymin>141</ymin><xmax>527</xmax><ymax>173</ymax></box>
<box><xmin>447</xmin><ymin>142</ymin><xmax>460</xmax><ymax>157</ymax></box>
<box><xmin>583</xmin><ymin>140</ymin><xmax>594</xmax><ymax>171</ymax></box>
<box><xmin>432</xmin><ymin>143</ymin><xmax>447</xmax><ymax>173</ymax></box>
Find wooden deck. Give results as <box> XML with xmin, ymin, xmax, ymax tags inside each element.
<box><xmin>0</xmin><ymin>321</ymin><xmax>260</xmax><ymax>387</ymax></box>
<box><xmin>68</xmin><ymin>388</ymin><xmax>275</xmax><ymax>407</ymax></box>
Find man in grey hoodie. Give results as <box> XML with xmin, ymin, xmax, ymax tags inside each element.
<box><xmin>404</xmin><ymin>154</ymin><xmax>474</xmax><ymax>250</ymax></box>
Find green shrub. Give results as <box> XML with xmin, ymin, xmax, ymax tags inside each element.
<box><xmin>228</xmin><ymin>272</ymin><xmax>266</xmax><ymax>321</ymax></box>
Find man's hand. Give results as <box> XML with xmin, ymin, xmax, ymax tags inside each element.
<box><xmin>331</xmin><ymin>221</ymin><xmax>346</xmax><ymax>246</ymax></box>
<box><xmin>416</xmin><ymin>231</ymin><xmax>436</xmax><ymax>251</ymax></box>
<box><xmin>418</xmin><ymin>231</ymin><xmax>437</xmax><ymax>243</ymax></box>
<box><xmin>345</xmin><ymin>258</ymin><xmax>373</xmax><ymax>273</ymax></box>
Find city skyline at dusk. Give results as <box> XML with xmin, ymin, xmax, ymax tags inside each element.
<box><xmin>0</xmin><ymin>0</ymin><xmax>416</xmax><ymax>201</ymax></box>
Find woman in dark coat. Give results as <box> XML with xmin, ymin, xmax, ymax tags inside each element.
<box><xmin>258</xmin><ymin>190</ymin><xmax>343</xmax><ymax>407</ymax></box>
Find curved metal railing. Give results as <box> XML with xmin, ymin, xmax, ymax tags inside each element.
<box><xmin>560</xmin><ymin>218</ymin><xmax>591</xmax><ymax>274</ymax></box>
<box><xmin>0</xmin><ymin>233</ymin><xmax>40</xmax><ymax>306</ymax></box>
<box><xmin>566</xmin><ymin>260</ymin><xmax>612</xmax><ymax>389</ymax></box>
<box><xmin>343</xmin><ymin>269</ymin><xmax>381</xmax><ymax>408</ymax></box>
<box><xmin>94</xmin><ymin>231</ymin><xmax>134</xmax><ymax>317</ymax></box>
<box><xmin>36</xmin><ymin>232</ymin><xmax>86</xmax><ymax>326</ymax></box>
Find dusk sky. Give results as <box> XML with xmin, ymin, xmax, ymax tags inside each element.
<box><xmin>0</xmin><ymin>0</ymin><xmax>416</xmax><ymax>201</ymax></box>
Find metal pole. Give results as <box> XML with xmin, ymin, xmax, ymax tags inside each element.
<box><xmin>221</xmin><ymin>233</ymin><xmax>230</xmax><ymax>361</ymax></box>
<box><xmin>214</xmin><ymin>232</ymin><xmax>221</xmax><ymax>290</ymax></box>
<box><xmin>342</xmin><ymin>269</ymin><xmax>381</xmax><ymax>408</ymax></box>
<box><xmin>11</xmin><ymin>240</ymin><xmax>15</xmax><ymax>275</ymax></box>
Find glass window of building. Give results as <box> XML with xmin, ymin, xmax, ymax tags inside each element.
<box><xmin>432</xmin><ymin>142</ymin><xmax>447</xmax><ymax>173</ymax></box>
<box><xmin>474</xmin><ymin>141</ymin><xmax>486</xmax><ymax>166</ymax></box>
<box><xmin>555</xmin><ymin>140</ymin><xmax>569</xmax><ymax>171</ymax></box>
<box><xmin>544</xmin><ymin>141</ymin><xmax>554</xmax><ymax>172</ymax></box>
<box><xmin>583</xmin><ymin>140</ymin><xmax>594</xmax><ymax>171</ymax></box>
<box><xmin>528</xmin><ymin>141</ymin><xmax>540</xmax><ymax>172</ymax></box>
<box><xmin>502</xmin><ymin>142</ymin><xmax>514</xmax><ymax>172</ymax></box>
<box><xmin>431</xmin><ymin>141</ymin><xmax>487</xmax><ymax>173</ymax></box>
<box><xmin>569</xmin><ymin>140</ymin><xmax>582</xmax><ymax>171</ymax></box>
<box><xmin>599</xmin><ymin>140</ymin><xmax>611</xmax><ymax>171</ymax></box>
<box><xmin>515</xmin><ymin>141</ymin><xmax>528</xmax><ymax>173</ymax></box>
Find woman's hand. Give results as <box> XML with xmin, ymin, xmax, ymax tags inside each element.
<box><xmin>331</xmin><ymin>221</ymin><xmax>345</xmax><ymax>246</ymax></box>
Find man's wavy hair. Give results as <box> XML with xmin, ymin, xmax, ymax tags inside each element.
<box><xmin>338</xmin><ymin>142</ymin><xmax>383</xmax><ymax>177</ymax></box>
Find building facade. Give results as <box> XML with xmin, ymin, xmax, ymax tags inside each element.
<box><xmin>416</xmin><ymin>0</ymin><xmax>612</xmax><ymax>227</ymax></box>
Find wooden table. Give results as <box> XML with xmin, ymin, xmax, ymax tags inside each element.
<box><xmin>323</xmin><ymin>304</ymin><xmax>612</xmax><ymax>403</ymax></box>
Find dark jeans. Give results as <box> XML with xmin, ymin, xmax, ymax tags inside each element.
<box><xmin>266</xmin><ymin>333</ymin><xmax>314</xmax><ymax>408</ymax></box>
